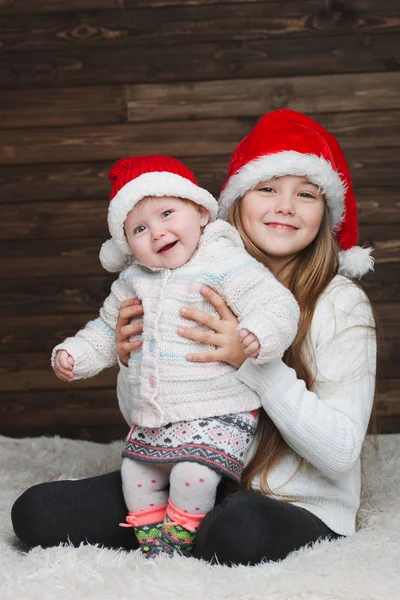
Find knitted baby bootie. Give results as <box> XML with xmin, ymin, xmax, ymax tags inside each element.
<box><xmin>120</xmin><ymin>504</ymin><xmax>167</xmax><ymax>555</ymax></box>
<box><xmin>146</xmin><ymin>500</ymin><xmax>204</xmax><ymax>559</ymax></box>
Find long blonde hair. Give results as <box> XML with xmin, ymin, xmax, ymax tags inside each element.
<box><xmin>229</xmin><ymin>198</ymin><xmax>341</xmax><ymax>494</ymax></box>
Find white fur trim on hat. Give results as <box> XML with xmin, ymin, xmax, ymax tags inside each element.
<box><xmin>338</xmin><ymin>246</ymin><xmax>374</xmax><ymax>279</ymax></box>
<box><xmin>218</xmin><ymin>151</ymin><xmax>347</xmax><ymax>228</ymax></box>
<box><xmin>108</xmin><ymin>171</ymin><xmax>218</xmax><ymax>258</ymax></box>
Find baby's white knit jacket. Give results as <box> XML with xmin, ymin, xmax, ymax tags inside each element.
<box><xmin>52</xmin><ymin>220</ymin><xmax>299</xmax><ymax>427</ymax></box>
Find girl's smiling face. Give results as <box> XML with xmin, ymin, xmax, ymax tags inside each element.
<box><xmin>239</xmin><ymin>175</ymin><xmax>325</xmax><ymax>272</ymax></box>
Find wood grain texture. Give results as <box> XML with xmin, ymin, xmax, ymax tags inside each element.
<box><xmin>0</xmin><ymin>85</ymin><xmax>127</xmax><ymax>129</ymax></box>
<box><xmin>1</xmin><ymin>33</ymin><xmax>399</xmax><ymax>90</ymax></box>
<box><xmin>377</xmin><ymin>337</ymin><xmax>400</xmax><ymax>381</ymax></box>
<box><xmin>0</xmin><ymin>200</ymin><xmax>109</xmax><ymax>239</ymax></box>
<box><xmin>0</xmin><ymin>0</ymin><xmax>271</xmax><ymax>16</ymax></box>
<box><xmin>1</xmin><ymin>111</ymin><xmax>399</xmax><ymax>166</ymax></box>
<box><xmin>0</xmin><ymin>238</ymin><xmax>104</xmax><ymax>278</ymax></box>
<box><xmin>0</xmin><ymin>353</ymin><xmax>117</xmax><ymax>392</ymax></box>
<box><xmin>359</xmin><ymin>224</ymin><xmax>400</xmax><ymax>267</ymax></box>
<box><xmin>360</xmin><ymin>263</ymin><xmax>400</xmax><ymax>303</ymax></box>
<box><xmin>0</xmin><ymin>275</ymin><xmax>115</xmax><ymax>315</ymax></box>
<box><xmin>356</xmin><ymin>188</ymin><xmax>400</xmax><ymax>225</ymax></box>
<box><xmin>1</xmin><ymin>425</ymin><xmax>127</xmax><ymax>443</ymax></box>
<box><xmin>0</xmin><ymin>388</ymin><xmax>123</xmax><ymax>431</ymax></box>
<box><xmin>376</xmin><ymin>379</ymin><xmax>400</xmax><ymax>416</ymax></box>
<box><xmin>0</xmin><ymin>161</ymin><xmax>114</xmax><ymax>203</ymax></box>
<box><xmin>1</xmin><ymin>2</ymin><xmax>399</xmax><ymax>52</ymax></box>
<box><xmin>127</xmin><ymin>72</ymin><xmax>400</xmax><ymax>122</ymax></box>
<box><xmin>0</xmin><ymin>313</ymin><xmax>104</xmax><ymax>354</ymax></box>
<box><xmin>0</xmin><ymin>119</ymin><xmax>253</xmax><ymax>165</ymax></box>
<box><xmin>2</xmin><ymin>72</ymin><xmax>400</xmax><ymax>130</ymax></box>
<box><xmin>0</xmin><ymin>0</ymin><xmax>124</xmax><ymax>15</ymax></box>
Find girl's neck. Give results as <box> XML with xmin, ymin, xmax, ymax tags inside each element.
<box><xmin>266</xmin><ymin>255</ymin><xmax>298</xmax><ymax>286</ymax></box>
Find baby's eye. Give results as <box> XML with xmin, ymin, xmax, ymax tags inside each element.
<box><xmin>134</xmin><ymin>225</ymin><xmax>146</xmax><ymax>234</ymax></box>
<box><xmin>162</xmin><ymin>210</ymin><xmax>173</xmax><ymax>218</ymax></box>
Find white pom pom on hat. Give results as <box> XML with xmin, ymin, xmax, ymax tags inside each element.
<box><xmin>99</xmin><ymin>239</ymin><xmax>131</xmax><ymax>273</ymax></box>
<box><xmin>338</xmin><ymin>246</ymin><xmax>374</xmax><ymax>280</ymax></box>
<box><xmin>100</xmin><ymin>155</ymin><xmax>218</xmax><ymax>273</ymax></box>
<box><xmin>218</xmin><ymin>109</ymin><xmax>374</xmax><ymax>279</ymax></box>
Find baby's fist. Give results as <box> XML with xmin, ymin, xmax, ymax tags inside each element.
<box><xmin>238</xmin><ymin>329</ymin><xmax>260</xmax><ymax>359</ymax></box>
<box><xmin>54</xmin><ymin>350</ymin><xmax>74</xmax><ymax>382</ymax></box>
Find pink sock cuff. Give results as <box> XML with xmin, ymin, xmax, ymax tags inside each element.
<box><xmin>166</xmin><ymin>499</ymin><xmax>205</xmax><ymax>532</ymax></box>
<box><xmin>125</xmin><ymin>504</ymin><xmax>167</xmax><ymax>527</ymax></box>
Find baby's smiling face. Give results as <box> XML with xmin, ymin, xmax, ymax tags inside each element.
<box><xmin>124</xmin><ymin>196</ymin><xmax>209</xmax><ymax>269</ymax></box>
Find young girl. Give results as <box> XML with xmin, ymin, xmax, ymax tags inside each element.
<box><xmin>51</xmin><ymin>154</ymin><xmax>299</xmax><ymax>557</ymax></box>
<box><xmin>12</xmin><ymin>109</ymin><xmax>376</xmax><ymax>566</ymax></box>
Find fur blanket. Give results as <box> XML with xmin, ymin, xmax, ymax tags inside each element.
<box><xmin>1</xmin><ymin>433</ymin><xmax>399</xmax><ymax>600</ymax></box>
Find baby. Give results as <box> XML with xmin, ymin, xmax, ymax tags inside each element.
<box><xmin>52</xmin><ymin>155</ymin><xmax>299</xmax><ymax>558</ymax></box>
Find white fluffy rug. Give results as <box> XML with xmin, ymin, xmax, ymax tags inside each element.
<box><xmin>1</xmin><ymin>433</ymin><xmax>399</xmax><ymax>600</ymax></box>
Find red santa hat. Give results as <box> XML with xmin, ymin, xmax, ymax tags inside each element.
<box><xmin>100</xmin><ymin>155</ymin><xmax>218</xmax><ymax>272</ymax></box>
<box><xmin>219</xmin><ymin>109</ymin><xmax>373</xmax><ymax>279</ymax></box>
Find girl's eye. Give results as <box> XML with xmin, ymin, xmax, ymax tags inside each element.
<box><xmin>134</xmin><ymin>225</ymin><xmax>146</xmax><ymax>234</ymax></box>
<box><xmin>299</xmin><ymin>192</ymin><xmax>316</xmax><ymax>200</ymax></box>
<box><xmin>162</xmin><ymin>210</ymin><xmax>173</xmax><ymax>218</ymax></box>
<box><xmin>259</xmin><ymin>187</ymin><xmax>274</xmax><ymax>193</ymax></box>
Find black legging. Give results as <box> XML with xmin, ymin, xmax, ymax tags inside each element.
<box><xmin>11</xmin><ymin>470</ymin><xmax>341</xmax><ymax>565</ymax></box>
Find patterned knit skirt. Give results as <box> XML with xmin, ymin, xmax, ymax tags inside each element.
<box><xmin>122</xmin><ymin>410</ymin><xmax>259</xmax><ymax>483</ymax></box>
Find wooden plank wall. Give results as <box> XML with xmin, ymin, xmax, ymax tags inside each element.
<box><xmin>0</xmin><ymin>0</ymin><xmax>399</xmax><ymax>441</ymax></box>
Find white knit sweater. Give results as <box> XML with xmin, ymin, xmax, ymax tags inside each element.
<box><xmin>52</xmin><ymin>220</ymin><xmax>299</xmax><ymax>427</ymax></box>
<box><xmin>118</xmin><ymin>274</ymin><xmax>376</xmax><ymax>535</ymax></box>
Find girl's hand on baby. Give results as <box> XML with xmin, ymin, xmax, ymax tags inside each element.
<box><xmin>116</xmin><ymin>299</ymin><xmax>144</xmax><ymax>366</ymax></box>
<box><xmin>54</xmin><ymin>350</ymin><xmax>74</xmax><ymax>382</ymax></box>
<box><xmin>177</xmin><ymin>286</ymin><xmax>247</xmax><ymax>369</ymax></box>
<box><xmin>238</xmin><ymin>329</ymin><xmax>260</xmax><ymax>359</ymax></box>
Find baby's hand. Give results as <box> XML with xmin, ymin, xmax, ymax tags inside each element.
<box><xmin>238</xmin><ymin>329</ymin><xmax>260</xmax><ymax>359</ymax></box>
<box><xmin>54</xmin><ymin>350</ymin><xmax>74</xmax><ymax>382</ymax></box>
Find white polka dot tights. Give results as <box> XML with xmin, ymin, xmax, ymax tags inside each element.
<box><xmin>121</xmin><ymin>458</ymin><xmax>222</xmax><ymax>515</ymax></box>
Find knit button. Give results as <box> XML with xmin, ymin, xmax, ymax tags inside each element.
<box><xmin>149</xmin><ymin>376</ymin><xmax>156</xmax><ymax>388</ymax></box>
<box><xmin>149</xmin><ymin>339</ymin><xmax>157</xmax><ymax>352</ymax></box>
<box><xmin>151</xmin><ymin>302</ymin><xmax>158</xmax><ymax>313</ymax></box>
